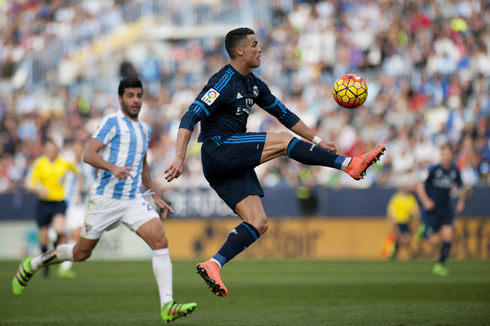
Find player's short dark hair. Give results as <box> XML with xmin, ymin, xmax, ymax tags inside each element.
<box><xmin>118</xmin><ymin>77</ymin><xmax>143</xmax><ymax>97</ymax></box>
<box><xmin>225</xmin><ymin>27</ymin><xmax>255</xmax><ymax>59</ymax></box>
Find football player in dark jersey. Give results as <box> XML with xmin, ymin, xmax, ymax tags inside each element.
<box><xmin>166</xmin><ymin>27</ymin><xmax>386</xmax><ymax>296</ymax></box>
<box><xmin>417</xmin><ymin>144</ymin><xmax>465</xmax><ymax>276</ymax></box>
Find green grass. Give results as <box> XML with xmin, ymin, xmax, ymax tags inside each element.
<box><xmin>1</xmin><ymin>260</ymin><xmax>489</xmax><ymax>325</ymax></box>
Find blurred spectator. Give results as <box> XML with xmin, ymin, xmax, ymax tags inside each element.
<box><xmin>0</xmin><ymin>0</ymin><xmax>489</xmax><ymax>196</ymax></box>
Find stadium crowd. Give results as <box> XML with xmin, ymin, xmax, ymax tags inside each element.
<box><xmin>1</xmin><ymin>0</ymin><xmax>489</xmax><ymax>196</ymax></box>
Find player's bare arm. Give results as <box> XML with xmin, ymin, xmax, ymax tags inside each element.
<box><xmin>83</xmin><ymin>139</ymin><xmax>133</xmax><ymax>180</ymax></box>
<box><xmin>141</xmin><ymin>155</ymin><xmax>173</xmax><ymax>218</ymax></box>
<box><xmin>455</xmin><ymin>188</ymin><xmax>465</xmax><ymax>213</ymax></box>
<box><xmin>165</xmin><ymin>128</ymin><xmax>193</xmax><ymax>182</ymax></box>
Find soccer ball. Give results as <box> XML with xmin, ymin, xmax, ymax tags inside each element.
<box><xmin>332</xmin><ymin>74</ymin><xmax>368</xmax><ymax>109</ymax></box>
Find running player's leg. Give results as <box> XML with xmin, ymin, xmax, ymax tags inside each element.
<box><xmin>135</xmin><ymin>218</ymin><xmax>173</xmax><ymax>307</ymax></box>
<box><xmin>127</xmin><ymin>198</ymin><xmax>196</xmax><ymax>322</ymax></box>
<box><xmin>260</xmin><ymin>132</ymin><xmax>385</xmax><ymax>180</ymax></box>
<box><xmin>12</xmin><ymin>236</ymin><xmax>98</xmax><ymax>296</ymax></box>
<box><xmin>438</xmin><ymin>224</ymin><xmax>453</xmax><ymax>264</ymax></box>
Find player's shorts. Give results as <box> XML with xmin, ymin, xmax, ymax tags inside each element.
<box><xmin>201</xmin><ymin>132</ymin><xmax>266</xmax><ymax>210</ymax></box>
<box><xmin>397</xmin><ymin>223</ymin><xmax>410</xmax><ymax>234</ymax></box>
<box><xmin>65</xmin><ymin>203</ymin><xmax>86</xmax><ymax>231</ymax></box>
<box><xmin>80</xmin><ymin>193</ymin><xmax>159</xmax><ymax>240</ymax></box>
<box><xmin>425</xmin><ymin>206</ymin><xmax>454</xmax><ymax>236</ymax></box>
<box><xmin>36</xmin><ymin>199</ymin><xmax>67</xmax><ymax>227</ymax></box>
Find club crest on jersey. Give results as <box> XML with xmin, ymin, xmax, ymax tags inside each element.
<box><xmin>201</xmin><ymin>88</ymin><xmax>220</xmax><ymax>105</ymax></box>
<box><xmin>84</xmin><ymin>223</ymin><xmax>93</xmax><ymax>234</ymax></box>
<box><xmin>253</xmin><ymin>86</ymin><xmax>259</xmax><ymax>97</ymax></box>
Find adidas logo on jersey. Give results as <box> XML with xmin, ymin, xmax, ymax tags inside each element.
<box><xmin>237</xmin><ymin>93</ymin><xmax>243</xmax><ymax>99</ymax></box>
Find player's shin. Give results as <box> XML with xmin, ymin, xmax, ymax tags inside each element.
<box><xmin>439</xmin><ymin>241</ymin><xmax>452</xmax><ymax>264</ymax></box>
<box><xmin>211</xmin><ymin>222</ymin><xmax>260</xmax><ymax>269</ymax></box>
<box><xmin>152</xmin><ymin>248</ymin><xmax>173</xmax><ymax>307</ymax></box>
<box><xmin>30</xmin><ymin>244</ymin><xmax>75</xmax><ymax>272</ymax></box>
<box><xmin>287</xmin><ymin>138</ymin><xmax>351</xmax><ymax>170</ymax></box>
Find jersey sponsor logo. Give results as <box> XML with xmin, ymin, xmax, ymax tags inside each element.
<box><xmin>237</xmin><ymin>92</ymin><xmax>243</xmax><ymax>99</ymax></box>
<box><xmin>230</xmin><ymin>229</ymin><xmax>237</xmax><ymax>234</ymax></box>
<box><xmin>236</xmin><ymin>107</ymin><xmax>252</xmax><ymax>116</ymax></box>
<box><xmin>201</xmin><ymin>88</ymin><xmax>220</xmax><ymax>105</ymax></box>
<box><xmin>253</xmin><ymin>86</ymin><xmax>259</xmax><ymax>97</ymax></box>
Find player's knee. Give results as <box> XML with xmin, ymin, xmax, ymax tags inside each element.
<box><xmin>151</xmin><ymin>235</ymin><xmax>168</xmax><ymax>250</ymax></box>
<box><xmin>429</xmin><ymin>234</ymin><xmax>439</xmax><ymax>246</ymax></box>
<box><xmin>256</xmin><ymin>220</ymin><xmax>268</xmax><ymax>235</ymax></box>
<box><xmin>74</xmin><ymin>249</ymin><xmax>92</xmax><ymax>262</ymax></box>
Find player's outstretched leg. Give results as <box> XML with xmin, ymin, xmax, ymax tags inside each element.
<box><xmin>12</xmin><ymin>257</ymin><xmax>36</xmax><ymax>296</ymax></box>
<box><xmin>161</xmin><ymin>300</ymin><xmax>197</xmax><ymax>323</ymax></box>
<box><xmin>286</xmin><ymin>138</ymin><xmax>386</xmax><ymax>180</ymax></box>
<box><xmin>344</xmin><ymin>145</ymin><xmax>386</xmax><ymax>180</ymax></box>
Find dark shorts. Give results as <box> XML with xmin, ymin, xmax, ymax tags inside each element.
<box><xmin>201</xmin><ymin>132</ymin><xmax>266</xmax><ymax>210</ymax></box>
<box><xmin>36</xmin><ymin>199</ymin><xmax>67</xmax><ymax>227</ymax></box>
<box><xmin>397</xmin><ymin>223</ymin><xmax>410</xmax><ymax>234</ymax></box>
<box><xmin>425</xmin><ymin>206</ymin><xmax>454</xmax><ymax>236</ymax></box>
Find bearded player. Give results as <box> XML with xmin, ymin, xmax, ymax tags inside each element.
<box><xmin>12</xmin><ymin>78</ymin><xmax>197</xmax><ymax>323</ymax></box>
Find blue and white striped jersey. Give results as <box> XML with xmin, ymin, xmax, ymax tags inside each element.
<box><xmin>90</xmin><ymin>110</ymin><xmax>152</xmax><ymax>200</ymax></box>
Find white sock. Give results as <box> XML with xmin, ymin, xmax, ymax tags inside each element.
<box><xmin>152</xmin><ymin>248</ymin><xmax>173</xmax><ymax>308</ymax></box>
<box><xmin>341</xmin><ymin>157</ymin><xmax>352</xmax><ymax>171</ymax></box>
<box><xmin>30</xmin><ymin>244</ymin><xmax>75</xmax><ymax>272</ymax></box>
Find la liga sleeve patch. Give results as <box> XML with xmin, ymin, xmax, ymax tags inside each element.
<box><xmin>201</xmin><ymin>88</ymin><xmax>220</xmax><ymax>106</ymax></box>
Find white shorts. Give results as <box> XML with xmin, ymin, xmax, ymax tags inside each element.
<box><xmin>81</xmin><ymin>194</ymin><xmax>159</xmax><ymax>240</ymax></box>
<box><xmin>66</xmin><ymin>204</ymin><xmax>86</xmax><ymax>231</ymax></box>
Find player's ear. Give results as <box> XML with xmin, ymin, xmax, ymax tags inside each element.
<box><xmin>236</xmin><ymin>46</ymin><xmax>244</xmax><ymax>57</ymax></box>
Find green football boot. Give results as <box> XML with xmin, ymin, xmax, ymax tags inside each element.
<box><xmin>432</xmin><ymin>263</ymin><xmax>449</xmax><ymax>276</ymax></box>
<box><xmin>57</xmin><ymin>267</ymin><xmax>77</xmax><ymax>278</ymax></box>
<box><xmin>12</xmin><ymin>257</ymin><xmax>36</xmax><ymax>296</ymax></box>
<box><xmin>415</xmin><ymin>223</ymin><xmax>426</xmax><ymax>242</ymax></box>
<box><xmin>161</xmin><ymin>300</ymin><xmax>197</xmax><ymax>323</ymax></box>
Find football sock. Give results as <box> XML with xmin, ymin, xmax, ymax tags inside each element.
<box><xmin>59</xmin><ymin>240</ymin><xmax>76</xmax><ymax>271</ymax></box>
<box><xmin>287</xmin><ymin>138</ymin><xmax>351</xmax><ymax>170</ymax></box>
<box><xmin>30</xmin><ymin>244</ymin><xmax>75</xmax><ymax>271</ymax></box>
<box><xmin>152</xmin><ymin>248</ymin><xmax>173</xmax><ymax>307</ymax></box>
<box><xmin>211</xmin><ymin>222</ymin><xmax>260</xmax><ymax>269</ymax></box>
<box><xmin>439</xmin><ymin>241</ymin><xmax>452</xmax><ymax>263</ymax></box>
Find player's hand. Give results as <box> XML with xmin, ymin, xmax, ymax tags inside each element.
<box><xmin>39</xmin><ymin>188</ymin><xmax>49</xmax><ymax>198</ymax></box>
<box><xmin>153</xmin><ymin>195</ymin><xmax>174</xmax><ymax>219</ymax></box>
<box><xmin>165</xmin><ymin>157</ymin><xmax>184</xmax><ymax>182</ymax></box>
<box><xmin>455</xmin><ymin>199</ymin><xmax>465</xmax><ymax>214</ymax></box>
<box><xmin>423</xmin><ymin>198</ymin><xmax>435</xmax><ymax>211</ymax></box>
<box><xmin>318</xmin><ymin>140</ymin><xmax>337</xmax><ymax>154</ymax></box>
<box><xmin>111</xmin><ymin>166</ymin><xmax>133</xmax><ymax>180</ymax></box>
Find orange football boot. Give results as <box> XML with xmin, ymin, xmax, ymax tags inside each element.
<box><xmin>344</xmin><ymin>145</ymin><xmax>386</xmax><ymax>180</ymax></box>
<box><xmin>196</xmin><ymin>260</ymin><xmax>228</xmax><ymax>297</ymax></box>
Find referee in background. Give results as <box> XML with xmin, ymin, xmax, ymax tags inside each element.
<box><xmin>28</xmin><ymin>141</ymin><xmax>79</xmax><ymax>277</ymax></box>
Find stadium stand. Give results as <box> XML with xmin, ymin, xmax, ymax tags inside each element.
<box><xmin>0</xmin><ymin>0</ymin><xmax>489</xmax><ymax>197</ymax></box>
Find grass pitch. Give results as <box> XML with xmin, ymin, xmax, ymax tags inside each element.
<box><xmin>0</xmin><ymin>260</ymin><xmax>489</xmax><ymax>325</ymax></box>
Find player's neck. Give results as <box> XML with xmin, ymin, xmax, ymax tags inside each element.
<box><xmin>441</xmin><ymin>162</ymin><xmax>451</xmax><ymax>170</ymax></box>
<box><xmin>230</xmin><ymin>61</ymin><xmax>252</xmax><ymax>76</ymax></box>
<box><xmin>121</xmin><ymin>109</ymin><xmax>139</xmax><ymax>122</ymax></box>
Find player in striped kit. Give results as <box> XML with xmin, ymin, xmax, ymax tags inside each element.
<box><xmin>12</xmin><ymin>78</ymin><xmax>197</xmax><ymax>323</ymax></box>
